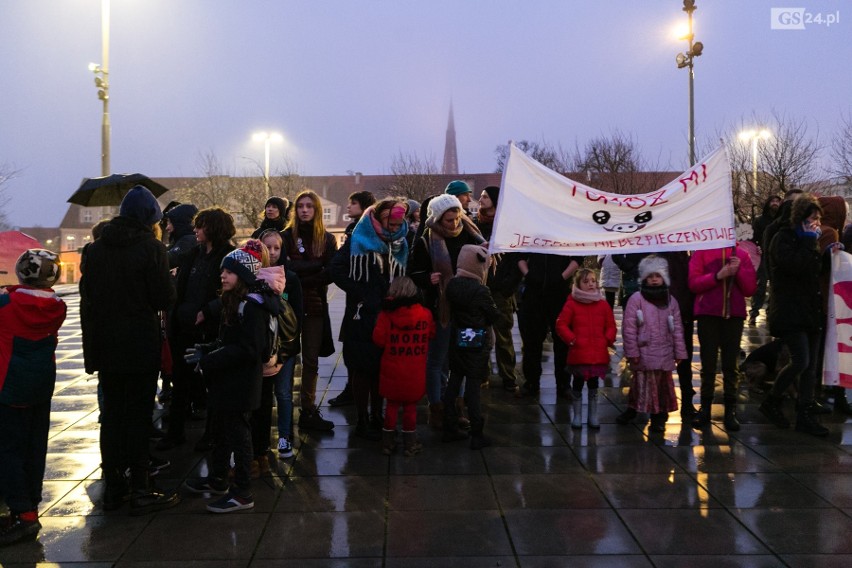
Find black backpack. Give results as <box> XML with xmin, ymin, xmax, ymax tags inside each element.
<box><xmin>239</xmin><ymin>295</ymin><xmax>300</xmax><ymax>364</ymax></box>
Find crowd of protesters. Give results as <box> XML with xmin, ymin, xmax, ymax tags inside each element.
<box><xmin>1</xmin><ymin>180</ymin><xmax>850</xmax><ymax>544</ymax></box>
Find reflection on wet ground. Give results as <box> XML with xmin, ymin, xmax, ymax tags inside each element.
<box><xmin>1</xmin><ymin>286</ymin><xmax>850</xmax><ymax>566</ymax></box>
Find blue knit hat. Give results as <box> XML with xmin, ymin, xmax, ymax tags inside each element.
<box><xmin>119</xmin><ymin>185</ymin><xmax>163</xmax><ymax>225</ymax></box>
<box><xmin>445</xmin><ymin>180</ymin><xmax>471</xmax><ymax>196</ymax></box>
<box><xmin>220</xmin><ymin>240</ymin><xmax>264</xmax><ymax>285</ymax></box>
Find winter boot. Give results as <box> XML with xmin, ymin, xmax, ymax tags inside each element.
<box><xmin>442</xmin><ymin>411</ymin><xmax>469</xmax><ymax>442</ymax></box>
<box><xmin>588</xmin><ymin>389</ymin><xmax>600</xmax><ymax>429</ymax></box>
<box><xmin>571</xmin><ymin>392</ymin><xmax>583</xmax><ymax>430</ymax></box>
<box><xmin>723</xmin><ymin>398</ymin><xmax>741</xmax><ymax>431</ymax></box>
<box><xmin>456</xmin><ymin>396</ymin><xmax>470</xmax><ymax>430</ymax></box>
<box><xmin>428</xmin><ymin>402</ymin><xmax>444</xmax><ymax>430</ymax></box>
<box><xmin>402</xmin><ymin>431</ymin><xmax>422</xmax><ymax>456</ymax></box>
<box><xmin>691</xmin><ymin>398</ymin><xmax>713</xmax><ymax>429</ymax></box>
<box><xmin>469</xmin><ymin>419</ymin><xmax>492</xmax><ymax>450</ymax></box>
<box><xmin>759</xmin><ymin>393</ymin><xmax>790</xmax><ymax>428</ymax></box>
<box><xmin>381</xmin><ymin>429</ymin><xmax>397</xmax><ymax>455</ymax></box>
<box><xmin>649</xmin><ymin>412</ymin><xmax>667</xmax><ymax>432</ymax></box>
<box><xmin>795</xmin><ymin>405</ymin><xmax>829</xmax><ymax>437</ymax></box>
<box><xmin>102</xmin><ymin>467</ymin><xmax>130</xmax><ymax>511</ymax></box>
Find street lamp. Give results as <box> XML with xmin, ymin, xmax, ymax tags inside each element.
<box><xmin>252</xmin><ymin>131</ymin><xmax>284</xmax><ymax>198</ymax></box>
<box><xmin>89</xmin><ymin>0</ymin><xmax>111</xmax><ymax>177</ymax></box>
<box><xmin>675</xmin><ymin>0</ymin><xmax>704</xmax><ymax>166</ymax></box>
<box><xmin>738</xmin><ymin>129</ymin><xmax>771</xmax><ymax>199</ymax></box>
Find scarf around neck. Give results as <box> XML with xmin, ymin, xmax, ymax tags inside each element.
<box><xmin>349</xmin><ymin>206</ymin><xmax>409</xmax><ymax>282</ymax></box>
<box><xmin>425</xmin><ymin>214</ymin><xmax>484</xmax><ymax>325</ymax></box>
<box><xmin>571</xmin><ymin>285</ymin><xmax>603</xmax><ymax>304</ymax></box>
<box><xmin>640</xmin><ymin>283</ymin><xmax>670</xmax><ymax>306</ymax></box>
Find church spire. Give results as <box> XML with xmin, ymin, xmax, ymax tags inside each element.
<box><xmin>442</xmin><ymin>101</ymin><xmax>459</xmax><ymax>175</ymax></box>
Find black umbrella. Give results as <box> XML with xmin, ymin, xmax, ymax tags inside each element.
<box><xmin>68</xmin><ymin>173</ymin><xmax>170</xmax><ymax>207</ymax></box>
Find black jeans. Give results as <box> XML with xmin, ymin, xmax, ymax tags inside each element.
<box><xmin>250</xmin><ymin>376</ymin><xmax>275</xmax><ymax>457</ymax></box>
<box><xmin>519</xmin><ymin>292</ymin><xmax>570</xmax><ymax>390</ymax></box>
<box><xmin>696</xmin><ymin>316</ymin><xmax>744</xmax><ymax>402</ymax></box>
<box><xmin>676</xmin><ymin>317</ymin><xmax>696</xmax><ymax>401</ymax></box>
<box><xmin>0</xmin><ymin>401</ymin><xmax>50</xmax><ymax>512</ymax></box>
<box><xmin>211</xmin><ymin>409</ymin><xmax>253</xmax><ymax>497</ymax></box>
<box><xmin>443</xmin><ymin>369</ymin><xmax>483</xmax><ymax>428</ymax></box>
<box><xmin>99</xmin><ymin>371</ymin><xmax>158</xmax><ymax>489</ymax></box>
<box><xmin>772</xmin><ymin>330</ymin><xmax>820</xmax><ymax>407</ymax></box>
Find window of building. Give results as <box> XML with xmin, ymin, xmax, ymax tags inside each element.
<box><xmin>323</xmin><ymin>207</ymin><xmax>333</xmax><ymax>223</ymax></box>
<box><xmin>82</xmin><ymin>209</ymin><xmax>93</xmax><ymax>223</ymax></box>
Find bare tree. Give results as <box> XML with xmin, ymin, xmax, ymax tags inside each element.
<box><xmin>494</xmin><ymin>139</ymin><xmax>572</xmax><ymax>174</ymax></box>
<box><xmin>381</xmin><ymin>151</ymin><xmax>443</xmax><ymax>202</ymax></box>
<box><xmin>831</xmin><ymin>112</ymin><xmax>852</xmax><ymax>185</ymax></box>
<box><xmin>174</xmin><ymin>151</ymin><xmax>268</xmax><ymax>230</ymax></box>
<box><xmin>759</xmin><ymin>110</ymin><xmax>823</xmax><ymax>195</ymax></box>
<box><xmin>0</xmin><ymin>165</ymin><xmax>17</xmax><ymax>231</ymax></box>
<box><xmin>571</xmin><ymin>130</ymin><xmax>670</xmax><ymax>195</ymax></box>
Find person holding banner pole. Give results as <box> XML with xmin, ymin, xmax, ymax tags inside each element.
<box><xmin>760</xmin><ymin>194</ymin><xmax>838</xmax><ymax>436</ymax></box>
<box><xmin>688</xmin><ymin>244</ymin><xmax>757</xmax><ymax>431</ymax></box>
<box><xmin>517</xmin><ymin>253</ymin><xmax>580</xmax><ymax>397</ymax></box>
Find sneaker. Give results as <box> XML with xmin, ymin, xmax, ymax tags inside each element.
<box><xmin>206</xmin><ymin>493</ymin><xmax>254</xmax><ymax>513</ymax></box>
<box><xmin>183</xmin><ymin>477</ymin><xmax>229</xmax><ymax>495</ymax></box>
<box><xmin>277</xmin><ymin>437</ymin><xmax>294</xmax><ymax>459</ymax></box>
<box><xmin>129</xmin><ymin>489</ymin><xmax>180</xmax><ymax>516</ymax></box>
<box><xmin>0</xmin><ymin>516</ymin><xmax>41</xmax><ymax>547</ymax></box>
<box><xmin>148</xmin><ymin>455</ymin><xmax>171</xmax><ymax>477</ymax></box>
<box><xmin>298</xmin><ymin>408</ymin><xmax>335</xmax><ymax>432</ymax></box>
<box><xmin>759</xmin><ymin>398</ymin><xmax>791</xmax><ymax>428</ymax></box>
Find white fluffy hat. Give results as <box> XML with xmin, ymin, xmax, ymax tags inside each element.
<box><xmin>426</xmin><ymin>194</ymin><xmax>463</xmax><ymax>223</ymax></box>
<box><xmin>638</xmin><ymin>254</ymin><xmax>670</xmax><ymax>286</ymax></box>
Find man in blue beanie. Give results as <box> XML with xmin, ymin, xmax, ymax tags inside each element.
<box><xmin>80</xmin><ymin>184</ymin><xmax>179</xmax><ymax>515</ymax></box>
<box><xmin>445</xmin><ymin>180</ymin><xmax>473</xmax><ymax>214</ymax></box>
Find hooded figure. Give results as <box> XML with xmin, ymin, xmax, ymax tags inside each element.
<box><xmin>164</xmin><ymin>203</ymin><xmax>199</xmax><ymax>268</ymax></box>
<box><xmin>251</xmin><ymin>196</ymin><xmax>289</xmax><ymax>239</ymax></box>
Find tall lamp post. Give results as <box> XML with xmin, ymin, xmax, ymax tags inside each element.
<box><xmin>89</xmin><ymin>0</ymin><xmax>111</xmax><ymax>177</ymax></box>
<box><xmin>739</xmin><ymin>129</ymin><xmax>771</xmax><ymax>217</ymax></box>
<box><xmin>675</xmin><ymin>0</ymin><xmax>703</xmax><ymax>166</ymax></box>
<box><xmin>252</xmin><ymin>131</ymin><xmax>284</xmax><ymax>199</ymax></box>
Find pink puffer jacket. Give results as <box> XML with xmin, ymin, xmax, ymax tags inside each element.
<box><xmin>688</xmin><ymin>247</ymin><xmax>756</xmax><ymax>319</ymax></box>
<box><xmin>622</xmin><ymin>293</ymin><xmax>687</xmax><ymax>371</ymax></box>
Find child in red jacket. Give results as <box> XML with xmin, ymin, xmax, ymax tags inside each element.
<box><xmin>373</xmin><ymin>276</ymin><xmax>435</xmax><ymax>456</ymax></box>
<box><xmin>0</xmin><ymin>250</ymin><xmax>67</xmax><ymax>547</ymax></box>
<box><xmin>556</xmin><ymin>268</ymin><xmax>616</xmax><ymax>429</ymax></box>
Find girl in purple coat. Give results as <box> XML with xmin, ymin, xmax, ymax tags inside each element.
<box><xmin>621</xmin><ymin>256</ymin><xmax>687</xmax><ymax>432</ymax></box>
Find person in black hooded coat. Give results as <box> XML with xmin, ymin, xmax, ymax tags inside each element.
<box><xmin>80</xmin><ymin>185</ymin><xmax>178</xmax><ymax>515</ymax></box>
<box><xmin>164</xmin><ymin>203</ymin><xmax>199</xmax><ymax>268</ymax></box>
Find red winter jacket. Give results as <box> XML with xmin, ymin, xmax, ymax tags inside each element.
<box><xmin>555</xmin><ymin>295</ymin><xmax>616</xmax><ymax>367</ymax></box>
<box><xmin>372</xmin><ymin>297</ymin><xmax>435</xmax><ymax>403</ymax></box>
<box><xmin>0</xmin><ymin>285</ymin><xmax>67</xmax><ymax>406</ymax></box>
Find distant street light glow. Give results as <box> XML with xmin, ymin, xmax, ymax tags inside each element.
<box><xmin>252</xmin><ymin>132</ymin><xmax>284</xmax><ymax>199</ymax></box>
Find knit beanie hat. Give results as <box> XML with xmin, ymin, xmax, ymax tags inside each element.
<box><xmin>406</xmin><ymin>199</ymin><xmax>420</xmax><ymax>218</ymax></box>
<box><xmin>119</xmin><ymin>185</ymin><xmax>163</xmax><ymax>225</ymax></box>
<box><xmin>426</xmin><ymin>194</ymin><xmax>463</xmax><ymax>223</ymax></box>
<box><xmin>638</xmin><ymin>254</ymin><xmax>670</xmax><ymax>286</ymax></box>
<box><xmin>16</xmin><ymin>248</ymin><xmax>61</xmax><ymax>288</ymax></box>
<box><xmin>455</xmin><ymin>244</ymin><xmax>490</xmax><ymax>284</ymax></box>
<box><xmin>445</xmin><ymin>180</ymin><xmax>472</xmax><ymax>196</ymax></box>
<box><xmin>482</xmin><ymin>185</ymin><xmax>501</xmax><ymax>207</ymax></box>
<box><xmin>221</xmin><ymin>240</ymin><xmax>264</xmax><ymax>285</ymax></box>
<box><xmin>265</xmin><ymin>196</ymin><xmax>289</xmax><ymax>217</ymax></box>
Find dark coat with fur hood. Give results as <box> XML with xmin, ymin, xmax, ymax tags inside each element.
<box><xmin>445</xmin><ymin>276</ymin><xmax>504</xmax><ymax>378</ymax></box>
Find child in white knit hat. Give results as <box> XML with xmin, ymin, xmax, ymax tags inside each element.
<box><xmin>619</xmin><ymin>255</ymin><xmax>688</xmax><ymax>432</ymax></box>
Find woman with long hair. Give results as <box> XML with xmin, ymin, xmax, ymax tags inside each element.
<box><xmin>282</xmin><ymin>190</ymin><xmax>338</xmax><ymax>431</ymax></box>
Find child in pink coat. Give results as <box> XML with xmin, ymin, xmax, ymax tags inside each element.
<box><xmin>621</xmin><ymin>255</ymin><xmax>687</xmax><ymax>432</ymax></box>
<box><xmin>555</xmin><ymin>268</ymin><xmax>616</xmax><ymax>429</ymax></box>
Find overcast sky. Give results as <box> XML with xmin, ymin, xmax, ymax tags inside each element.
<box><xmin>1</xmin><ymin>0</ymin><xmax>849</xmax><ymax>227</ymax></box>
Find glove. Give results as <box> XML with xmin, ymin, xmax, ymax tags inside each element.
<box><xmin>184</xmin><ymin>344</ymin><xmax>204</xmax><ymax>365</ymax></box>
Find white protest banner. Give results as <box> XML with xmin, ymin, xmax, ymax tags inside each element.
<box><xmin>823</xmin><ymin>250</ymin><xmax>852</xmax><ymax>388</ymax></box>
<box><xmin>490</xmin><ymin>144</ymin><xmax>736</xmax><ymax>255</ymax></box>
